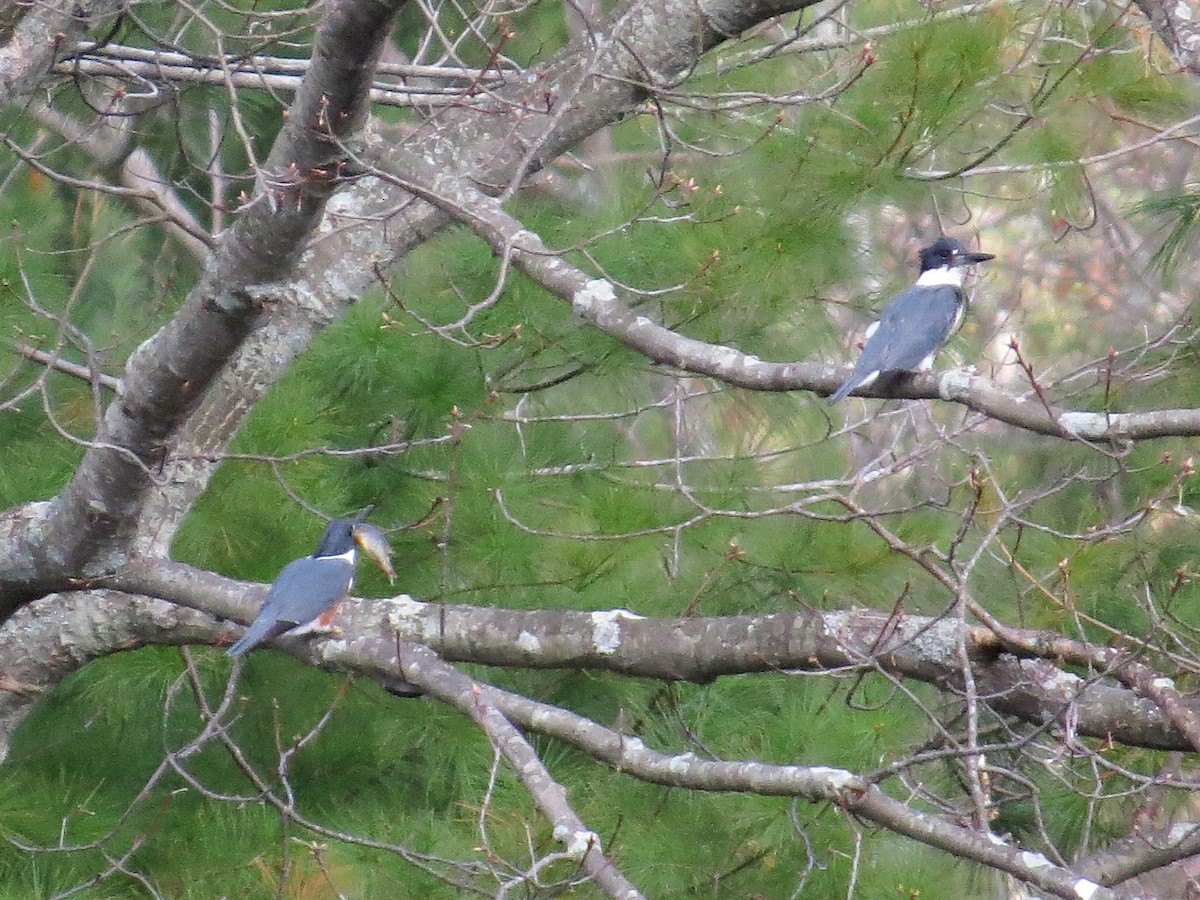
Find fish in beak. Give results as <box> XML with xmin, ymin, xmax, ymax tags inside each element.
<box><xmin>352</xmin><ymin>522</ymin><xmax>395</xmax><ymax>584</ymax></box>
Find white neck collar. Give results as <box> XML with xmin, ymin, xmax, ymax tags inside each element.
<box><xmin>915</xmin><ymin>265</ymin><xmax>966</xmax><ymax>288</ymax></box>
<box><xmin>319</xmin><ymin>547</ymin><xmax>357</xmax><ymax>563</ymax></box>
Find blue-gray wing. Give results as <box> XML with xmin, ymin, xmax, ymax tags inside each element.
<box><xmin>829</xmin><ymin>285</ymin><xmax>963</xmax><ymax>403</ymax></box>
<box><xmin>227</xmin><ymin>556</ymin><xmax>355</xmax><ymax>656</ymax></box>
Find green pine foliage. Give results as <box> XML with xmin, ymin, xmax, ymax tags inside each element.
<box><xmin>1</xmin><ymin>0</ymin><xmax>1198</xmax><ymax>894</ymax></box>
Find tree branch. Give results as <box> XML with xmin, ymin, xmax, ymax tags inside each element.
<box><xmin>118</xmin><ymin>0</ymin><xmax>820</xmax><ymax>556</ymax></box>
<box><xmin>0</xmin><ymin>589</ymin><xmax>221</xmax><ymax>761</ymax></box>
<box><xmin>0</xmin><ymin>0</ymin><xmax>408</xmax><ymax>605</ymax></box>
<box><xmin>13</xmin><ymin>343</ymin><xmax>121</xmax><ymax>392</ymax></box>
<box><xmin>371</xmin><ymin>156</ymin><xmax>1200</xmax><ymax>444</ymax></box>
<box><xmin>29</xmin><ymin>558</ymin><xmax>1191</xmax><ymax>753</ymax></box>
<box><xmin>29</xmin><ymin>103</ymin><xmax>214</xmax><ymax>262</ymax></box>
<box><xmin>1132</xmin><ymin>0</ymin><xmax>1200</xmax><ymax>75</ymax></box>
<box><xmin>56</xmin><ymin>49</ymin><xmax>502</xmax><ymax>108</ymax></box>
<box><xmin>398</xmin><ymin>642</ymin><xmax>646</xmax><ymax>899</ymax></box>
<box><xmin>0</xmin><ymin>0</ymin><xmax>123</xmax><ymax>107</ymax></box>
<box><xmin>398</xmin><ymin>644</ymin><xmax>1118</xmax><ymax>900</ymax></box>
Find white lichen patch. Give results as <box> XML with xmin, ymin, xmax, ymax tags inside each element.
<box><xmin>1073</xmin><ymin>878</ymin><xmax>1100</xmax><ymax>900</ymax></box>
<box><xmin>573</xmin><ymin>279</ymin><xmax>617</xmax><ymax>314</ymax></box>
<box><xmin>667</xmin><ymin>752</ymin><xmax>696</xmax><ymax>774</ymax></box>
<box><xmin>517</xmin><ymin>630</ymin><xmax>541</xmax><ymax>653</ymax></box>
<box><xmin>553</xmin><ymin>825</ymin><xmax>600</xmax><ymax>859</ymax></box>
<box><xmin>385</xmin><ymin>595</ymin><xmax>428</xmax><ymax>628</ymax></box>
<box><xmin>323</xmin><ymin>190</ymin><xmax>361</xmax><ymax>220</ymax></box>
<box><xmin>807</xmin><ymin>767</ymin><xmax>856</xmax><ymax>790</ymax></box>
<box><xmin>1019</xmin><ymin>850</ymin><xmax>1052</xmax><ymax>869</ymax></box>
<box><xmin>385</xmin><ymin>594</ymin><xmax>425</xmax><ymax>612</ymax></box>
<box><xmin>1057</xmin><ymin>412</ymin><xmax>1105</xmax><ymax>437</ymax></box>
<box><xmin>592</xmin><ymin>615</ymin><xmax>620</xmax><ymax>655</ymax></box>
<box><xmin>1027</xmin><ymin>661</ymin><xmax>1082</xmax><ymax>691</ymax></box>
<box><xmin>710</xmin><ymin>345</ymin><xmax>743</xmax><ymax>373</ymax></box>
<box><xmin>937</xmin><ymin>368</ymin><xmax>973</xmax><ymax>401</ymax></box>
<box><xmin>313</xmin><ymin>636</ymin><xmax>349</xmax><ymax>659</ymax></box>
<box><xmin>1167</xmin><ymin>822</ymin><xmax>1197</xmax><ymax>845</ymax></box>
<box><xmin>591</xmin><ymin>609</ymin><xmax>643</xmax><ymax>655</ymax></box>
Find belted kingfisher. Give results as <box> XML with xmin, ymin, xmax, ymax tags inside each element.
<box><xmin>828</xmin><ymin>236</ymin><xmax>994</xmax><ymax>403</ymax></box>
<box><xmin>227</xmin><ymin>510</ymin><xmax>395</xmax><ymax>657</ymax></box>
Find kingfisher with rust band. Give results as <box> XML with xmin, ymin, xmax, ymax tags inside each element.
<box><xmin>227</xmin><ymin>507</ymin><xmax>395</xmax><ymax>657</ymax></box>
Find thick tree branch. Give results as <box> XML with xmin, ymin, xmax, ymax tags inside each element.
<box><xmin>0</xmin><ymin>571</ymin><xmax>1169</xmax><ymax>894</ymax></box>
<box><xmin>0</xmin><ymin>589</ymin><xmax>221</xmax><ymax>760</ymax></box>
<box><xmin>3</xmin><ymin>565</ymin><xmax>1189</xmax><ymax>758</ymax></box>
<box><xmin>0</xmin><ymin>581</ymin><xmax>1149</xmax><ymax>896</ymax></box>
<box><xmin>0</xmin><ymin>0</ymin><xmax>407</xmax><ymax>605</ymax></box>
<box><xmin>24</xmin><ymin>558</ymin><xmax>1186</xmax><ymax>753</ymax></box>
